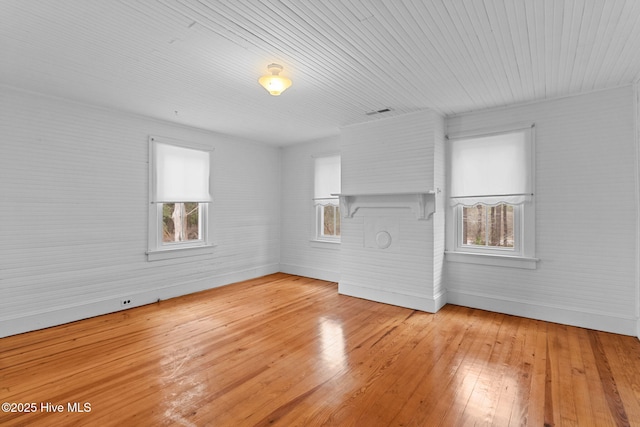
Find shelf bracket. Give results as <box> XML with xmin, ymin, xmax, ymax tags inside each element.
<box><xmin>334</xmin><ymin>190</ymin><xmax>438</xmax><ymax>220</ymax></box>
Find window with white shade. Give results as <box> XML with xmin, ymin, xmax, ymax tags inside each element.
<box><xmin>147</xmin><ymin>136</ymin><xmax>214</xmax><ymax>261</ymax></box>
<box><xmin>447</xmin><ymin>126</ymin><xmax>536</xmax><ymax>268</ymax></box>
<box><xmin>313</xmin><ymin>155</ymin><xmax>341</xmax><ymax>242</ymax></box>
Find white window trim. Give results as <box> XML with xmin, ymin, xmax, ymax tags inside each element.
<box><xmin>309</xmin><ymin>239</ymin><xmax>341</xmax><ymax>249</ymax></box>
<box><xmin>445</xmin><ymin>123</ymin><xmax>538</xmax><ymax>269</ymax></box>
<box><xmin>454</xmin><ymin>204</ymin><xmax>522</xmax><ymax>255</ymax></box>
<box><xmin>315</xmin><ymin>203</ymin><xmax>341</xmax><ymax>242</ymax></box>
<box><xmin>147</xmin><ymin>136</ymin><xmax>215</xmax><ymax>261</ymax></box>
<box><xmin>445</xmin><ymin>251</ymin><xmax>539</xmax><ymax>269</ymax></box>
<box><xmin>446</xmin><ymin>201</ymin><xmax>537</xmax><ymax>269</ymax></box>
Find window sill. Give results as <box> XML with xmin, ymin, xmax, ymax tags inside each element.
<box><xmin>310</xmin><ymin>239</ymin><xmax>341</xmax><ymax>250</ymax></box>
<box><xmin>445</xmin><ymin>251</ymin><xmax>538</xmax><ymax>269</ymax></box>
<box><xmin>147</xmin><ymin>244</ymin><xmax>216</xmax><ymax>261</ymax></box>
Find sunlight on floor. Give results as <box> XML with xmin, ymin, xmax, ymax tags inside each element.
<box><xmin>318</xmin><ymin>317</ymin><xmax>347</xmax><ymax>372</ymax></box>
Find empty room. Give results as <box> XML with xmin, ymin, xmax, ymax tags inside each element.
<box><xmin>2</xmin><ymin>0</ymin><xmax>640</xmax><ymax>426</ymax></box>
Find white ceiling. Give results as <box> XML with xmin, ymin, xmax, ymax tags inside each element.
<box><xmin>2</xmin><ymin>0</ymin><xmax>640</xmax><ymax>146</ymax></box>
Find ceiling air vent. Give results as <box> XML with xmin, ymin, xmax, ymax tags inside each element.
<box><xmin>365</xmin><ymin>107</ymin><xmax>393</xmax><ymax>116</ymax></box>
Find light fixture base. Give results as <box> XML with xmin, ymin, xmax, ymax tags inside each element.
<box><xmin>266</xmin><ymin>63</ymin><xmax>283</xmax><ymax>74</ymax></box>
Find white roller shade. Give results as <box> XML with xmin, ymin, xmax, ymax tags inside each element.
<box><xmin>450</xmin><ymin>129</ymin><xmax>533</xmax><ymax>206</ymax></box>
<box><xmin>314</xmin><ymin>155</ymin><xmax>341</xmax><ymax>204</ymax></box>
<box><xmin>153</xmin><ymin>141</ymin><xmax>211</xmax><ymax>203</ymax></box>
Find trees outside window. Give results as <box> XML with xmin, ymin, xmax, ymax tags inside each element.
<box><xmin>162</xmin><ymin>202</ymin><xmax>200</xmax><ymax>243</ymax></box>
<box><xmin>462</xmin><ymin>204</ymin><xmax>513</xmax><ymax>248</ymax></box>
<box><xmin>320</xmin><ymin>204</ymin><xmax>340</xmax><ymax>238</ymax></box>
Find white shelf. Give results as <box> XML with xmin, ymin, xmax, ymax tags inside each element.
<box><xmin>332</xmin><ymin>190</ymin><xmax>439</xmax><ymax>220</ymax></box>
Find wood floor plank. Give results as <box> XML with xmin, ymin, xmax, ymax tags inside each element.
<box><xmin>600</xmin><ymin>332</ymin><xmax>640</xmax><ymax>425</ymax></box>
<box><xmin>576</xmin><ymin>328</ymin><xmax>612</xmax><ymax>426</ymax></box>
<box><xmin>524</xmin><ymin>320</ymin><xmax>548</xmax><ymax>426</ymax></box>
<box><xmin>349</xmin><ymin>312</ymin><xmax>440</xmax><ymax>424</ymax></box>
<box><xmin>483</xmin><ymin>314</ymin><xmax>525</xmax><ymax>426</ymax></box>
<box><xmin>406</xmin><ymin>309</ymin><xmax>505</xmax><ymax>425</ymax></box>
<box><xmin>2</xmin><ymin>273</ymin><xmax>640</xmax><ymax>426</ymax></box>
<box><xmin>326</xmin><ymin>311</ymin><xmax>439</xmax><ymax>426</ymax></box>
<box><xmin>588</xmin><ymin>331</ymin><xmax>632</xmax><ymax>427</ymax></box>
<box><xmin>447</xmin><ymin>312</ymin><xmax>514</xmax><ymax>426</ymax></box>
<box><xmin>508</xmin><ymin>317</ymin><xmax>540</xmax><ymax>426</ymax></box>
<box><xmin>549</xmin><ymin>324</ymin><xmax>580</xmax><ymax>426</ymax></box>
<box><xmin>568</xmin><ymin>327</ymin><xmax>599</xmax><ymax>427</ymax></box>
<box><xmin>385</xmin><ymin>305</ymin><xmax>480</xmax><ymax>426</ymax></box>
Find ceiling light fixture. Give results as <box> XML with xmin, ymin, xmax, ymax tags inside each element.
<box><xmin>258</xmin><ymin>63</ymin><xmax>292</xmax><ymax>96</ymax></box>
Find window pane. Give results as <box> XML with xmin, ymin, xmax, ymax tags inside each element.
<box><xmin>323</xmin><ymin>205</ymin><xmax>340</xmax><ymax>237</ymax></box>
<box><xmin>462</xmin><ymin>204</ymin><xmax>513</xmax><ymax>248</ymax></box>
<box><xmin>162</xmin><ymin>202</ymin><xmax>200</xmax><ymax>243</ymax></box>
<box><xmin>462</xmin><ymin>205</ymin><xmax>486</xmax><ymax>245</ymax></box>
<box><xmin>489</xmin><ymin>204</ymin><xmax>514</xmax><ymax>247</ymax></box>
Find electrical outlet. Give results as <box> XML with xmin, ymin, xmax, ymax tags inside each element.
<box><xmin>121</xmin><ymin>299</ymin><xmax>132</xmax><ymax>307</ymax></box>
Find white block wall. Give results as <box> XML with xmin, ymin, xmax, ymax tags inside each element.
<box><xmin>0</xmin><ymin>87</ymin><xmax>281</xmax><ymax>337</ymax></box>
<box><xmin>341</xmin><ymin>112</ymin><xmax>438</xmax><ymax>194</ymax></box>
<box><xmin>280</xmin><ymin>137</ymin><xmax>341</xmax><ymax>282</ymax></box>
<box><xmin>445</xmin><ymin>86</ymin><xmax>639</xmax><ymax>335</ymax></box>
<box><xmin>339</xmin><ymin>111</ymin><xmax>446</xmax><ymax>311</ymax></box>
<box><xmin>432</xmin><ymin>114</ymin><xmax>446</xmax><ymax>303</ymax></box>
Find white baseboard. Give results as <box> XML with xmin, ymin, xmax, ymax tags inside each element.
<box><xmin>0</xmin><ymin>263</ymin><xmax>280</xmax><ymax>338</ymax></box>
<box><xmin>447</xmin><ymin>289</ymin><xmax>638</xmax><ymax>336</ymax></box>
<box><xmin>338</xmin><ymin>281</ymin><xmax>447</xmax><ymax>313</ymax></box>
<box><xmin>279</xmin><ymin>263</ymin><xmax>340</xmax><ymax>283</ymax></box>
<box><xmin>212</xmin><ymin>264</ymin><xmax>281</xmax><ymax>287</ymax></box>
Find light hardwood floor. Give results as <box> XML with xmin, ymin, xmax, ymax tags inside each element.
<box><xmin>2</xmin><ymin>273</ymin><xmax>640</xmax><ymax>426</ymax></box>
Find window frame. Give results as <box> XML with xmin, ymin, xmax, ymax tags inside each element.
<box><xmin>157</xmin><ymin>202</ymin><xmax>207</xmax><ymax>248</ymax></box>
<box><xmin>454</xmin><ymin>203</ymin><xmax>523</xmax><ymax>255</ymax></box>
<box><xmin>316</xmin><ymin>203</ymin><xmax>341</xmax><ymax>243</ymax></box>
<box><xmin>147</xmin><ymin>136</ymin><xmax>215</xmax><ymax>261</ymax></box>
<box><xmin>446</xmin><ymin>124</ymin><xmax>538</xmax><ymax>269</ymax></box>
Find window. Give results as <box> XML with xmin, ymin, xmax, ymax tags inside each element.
<box><xmin>461</xmin><ymin>203</ymin><xmax>514</xmax><ymax>249</ymax></box>
<box><xmin>447</xmin><ymin>126</ymin><xmax>536</xmax><ymax>268</ymax></box>
<box><xmin>147</xmin><ymin>136</ymin><xmax>213</xmax><ymax>260</ymax></box>
<box><xmin>313</xmin><ymin>155</ymin><xmax>341</xmax><ymax>242</ymax></box>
